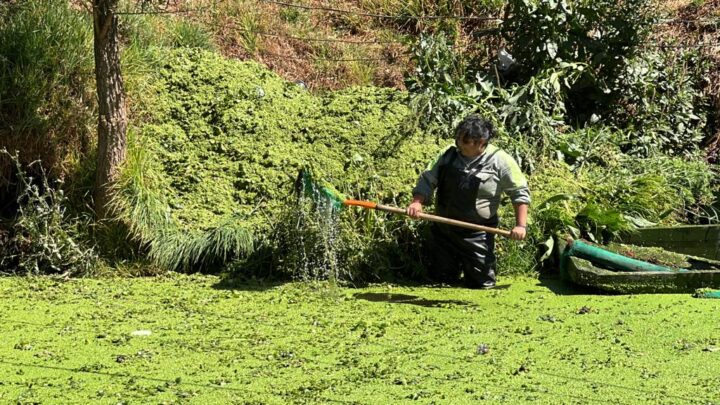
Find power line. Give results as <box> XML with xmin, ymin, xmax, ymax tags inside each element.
<box><xmin>236</xmin><ymin>28</ymin><xmax>405</xmax><ymax>45</ymax></box>
<box><xmin>115</xmin><ymin>8</ymin><xmax>208</xmax><ymax>15</ymax></box>
<box><xmin>657</xmin><ymin>17</ymin><xmax>720</xmax><ymax>24</ymax></box>
<box><xmin>260</xmin><ymin>49</ymin><xmax>405</xmax><ymax>62</ymax></box>
<box><xmin>111</xmin><ymin>4</ymin><xmax>720</xmax><ymax>27</ymax></box>
<box><xmin>260</xmin><ymin>0</ymin><xmax>503</xmax><ymax>21</ymax></box>
<box><xmin>645</xmin><ymin>42</ymin><xmax>720</xmax><ymax>49</ymax></box>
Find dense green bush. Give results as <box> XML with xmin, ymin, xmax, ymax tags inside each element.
<box><xmin>502</xmin><ymin>0</ymin><xmax>654</xmax><ymax>84</ymax></box>
<box><xmin>530</xmin><ymin>151</ymin><xmax>716</xmax><ymax>244</ymax></box>
<box><xmin>612</xmin><ymin>50</ymin><xmax>710</xmax><ymax>157</ymax></box>
<box><xmin>404</xmin><ymin>32</ymin><xmax>477</xmax><ymax>137</ymax></box>
<box><xmin>500</xmin><ymin>0</ymin><xmax>661</xmax><ymax>128</ymax></box>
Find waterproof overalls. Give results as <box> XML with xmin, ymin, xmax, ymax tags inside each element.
<box><xmin>430</xmin><ymin>148</ymin><xmax>498</xmax><ymax>288</ymax></box>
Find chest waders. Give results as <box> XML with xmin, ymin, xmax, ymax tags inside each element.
<box><xmin>430</xmin><ymin>149</ymin><xmax>497</xmax><ymax>288</ymax></box>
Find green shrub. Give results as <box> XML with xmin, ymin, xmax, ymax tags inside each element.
<box><xmin>502</xmin><ymin>0</ymin><xmax>654</xmax><ymax>85</ymax></box>
<box><xmin>494</xmin><ymin>62</ymin><xmax>585</xmax><ymax>158</ymax></box>
<box><xmin>405</xmin><ymin>32</ymin><xmax>475</xmax><ymax>137</ymax></box>
<box><xmin>612</xmin><ymin>50</ymin><xmax>710</xmax><ymax>157</ymax></box>
<box><xmin>0</xmin><ymin>150</ymin><xmax>97</xmax><ymax>276</ymax></box>
<box><xmin>529</xmin><ymin>151</ymin><xmax>716</xmax><ymax>244</ymax></box>
<box><xmin>500</xmin><ymin>0</ymin><xmax>660</xmax><ymax>129</ymax></box>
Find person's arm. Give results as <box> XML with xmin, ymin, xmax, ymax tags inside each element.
<box><xmin>406</xmin><ymin>145</ymin><xmax>453</xmax><ymax>218</ymax></box>
<box><xmin>498</xmin><ymin>151</ymin><xmax>530</xmax><ymax>240</ymax></box>
<box><xmin>511</xmin><ymin>203</ymin><xmax>528</xmax><ymax>241</ymax></box>
<box><xmin>407</xmin><ymin>194</ymin><xmax>425</xmax><ymax>218</ymax></box>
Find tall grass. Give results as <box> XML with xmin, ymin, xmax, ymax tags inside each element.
<box><xmin>111</xmin><ymin>131</ymin><xmax>254</xmax><ymax>272</ymax></box>
<box><xmin>381</xmin><ymin>0</ymin><xmax>505</xmax><ymax>15</ymax></box>
<box><xmin>0</xmin><ymin>0</ymin><xmax>95</xmax><ymax>182</ymax></box>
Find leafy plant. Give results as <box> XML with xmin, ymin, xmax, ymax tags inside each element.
<box><xmin>495</xmin><ymin>62</ymin><xmax>585</xmax><ymax>155</ymax></box>
<box><xmin>0</xmin><ymin>149</ymin><xmax>97</xmax><ymax>276</ymax></box>
<box><xmin>611</xmin><ymin>50</ymin><xmax>709</xmax><ymax>157</ymax></box>
<box><xmin>530</xmin><ymin>152</ymin><xmax>717</xmax><ymax>244</ymax></box>
<box><xmin>405</xmin><ymin>32</ymin><xmax>479</xmax><ymax>137</ymax></box>
<box><xmin>502</xmin><ymin>0</ymin><xmax>654</xmax><ymax>85</ymax></box>
<box><xmin>501</xmin><ymin>0</ymin><xmax>658</xmax><ymax>128</ymax></box>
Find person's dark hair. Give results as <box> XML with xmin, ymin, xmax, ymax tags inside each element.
<box><xmin>455</xmin><ymin>114</ymin><xmax>495</xmax><ymax>143</ymax></box>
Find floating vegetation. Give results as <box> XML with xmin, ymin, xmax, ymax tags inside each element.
<box><xmin>116</xmin><ymin>49</ymin><xmax>440</xmax><ymax>276</ymax></box>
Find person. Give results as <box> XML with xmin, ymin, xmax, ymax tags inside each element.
<box><xmin>406</xmin><ymin>114</ymin><xmax>530</xmax><ymax>289</ymax></box>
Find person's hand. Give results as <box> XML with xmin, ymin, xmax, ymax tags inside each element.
<box><xmin>510</xmin><ymin>226</ymin><xmax>527</xmax><ymax>241</ymax></box>
<box><xmin>406</xmin><ymin>201</ymin><xmax>423</xmax><ymax>218</ymax></box>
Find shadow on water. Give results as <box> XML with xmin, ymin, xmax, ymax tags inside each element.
<box><xmin>211</xmin><ymin>274</ymin><xmax>288</xmax><ymax>292</ymax></box>
<box><xmin>538</xmin><ymin>275</ymin><xmax>616</xmax><ymax>296</ymax></box>
<box><xmin>687</xmin><ymin>258</ymin><xmax>720</xmax><ymax>271</ymax></box>
<box><xmin>353</xmin><ymin>292</ymin><xmax>480</xmax><ymax>308</ymax></box>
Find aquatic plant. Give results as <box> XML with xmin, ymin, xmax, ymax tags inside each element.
<box><xmin>116</xmin><ymin>49</ymin><xmax>440</xmax><ymax>277</ymax></box>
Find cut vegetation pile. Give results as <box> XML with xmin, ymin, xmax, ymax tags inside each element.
<box><xmin>115</xmin><ymin>49</ymin><xmax>443</xmax><ymax>276</ymax></box>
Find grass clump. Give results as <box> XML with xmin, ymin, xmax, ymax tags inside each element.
<box><xmin>0</xmin><ymin>0</ymin><xmax>95</xmax><ymax>189</ymax></box>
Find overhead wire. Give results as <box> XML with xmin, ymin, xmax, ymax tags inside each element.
<box><xmin>115</xmin><ymin>8</ymin><xmax>206</xmax><ymax>15</ymax></box>
<box><xmin>643</xmin><ymin>41</ymin><xmax>720</xmax><ymax>49</ymax></box>
<box><xmin>657</xmin><ymin>17</ymin><xmax>720</xmax><ymax>24</ymax></box>
<box><xmin>259</xmin><ymin>0</ymin><xmax>502</xmax><ymax>21</ymax></box>
<box><xmin>110</xmin><ymin>0</ymin><xmax>720</xmax><ymax>26</ymax></box>
<box><xmin>233</xmin><ymin>28</ymin><xmax>405</xmax><ymax>45</ymax></box>
<box><xmin>111</xmin><ymin>4</ymin><xmax>720</xmax><ymax>50</ymax></box>
<box><xmin>259</xmin><ymin>50</ymin><xmax>399</xmax><ymax>62</ymax></box>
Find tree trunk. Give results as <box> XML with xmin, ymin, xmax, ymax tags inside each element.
<box><xmin>93</xmin><ymin>0</ymin><xmax>127</xmax><ymax>220</ymax></box>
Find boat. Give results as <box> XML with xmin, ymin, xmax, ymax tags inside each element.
<box><xmin>558</xmin><ymin>225</ymin><xmax>720</xmax><ymax>293</ymax></box>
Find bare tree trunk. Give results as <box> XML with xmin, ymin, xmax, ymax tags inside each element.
<box><xmin>93</xmin><ymin>0</ymin><xmax>127</xmax><ymax>220</ymax></box>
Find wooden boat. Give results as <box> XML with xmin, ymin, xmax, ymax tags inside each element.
<box><xmin>559</xmin><ymin>225</ymin><xmax>720</xmax><ymax>293</ymax></box>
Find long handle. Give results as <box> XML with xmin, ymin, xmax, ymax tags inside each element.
<box><xmin>344</xmin><ymin>200</ymin><xmax>512</xmax><ymax>238</ymax></box>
